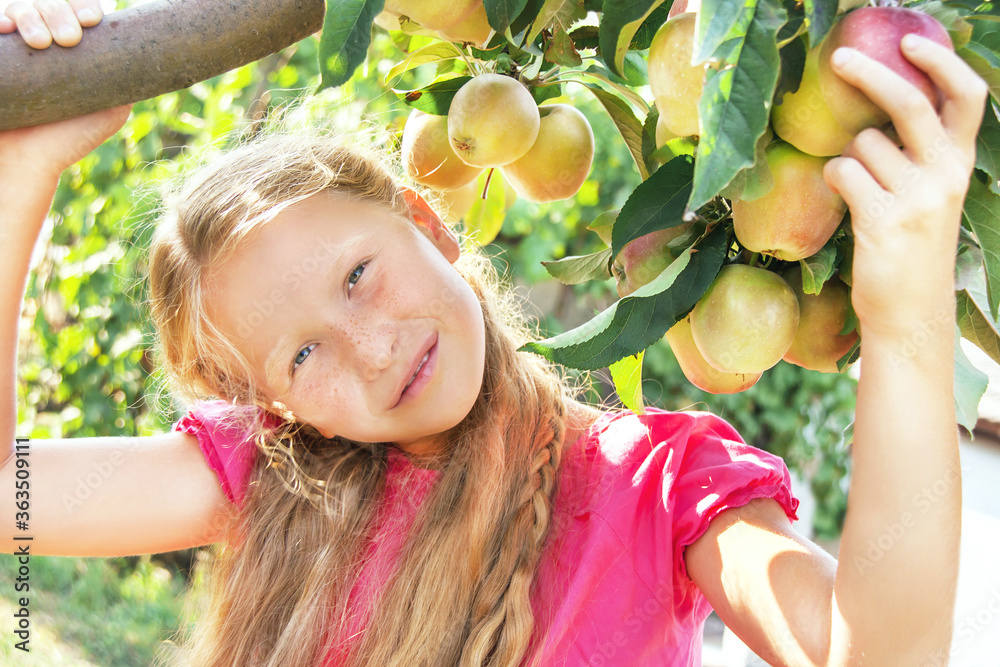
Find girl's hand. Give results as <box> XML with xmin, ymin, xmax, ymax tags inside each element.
<box><xmin>0</xmin><ymin>0</ymin><xmax>104</xmax><ymax>49</ymax></box>
<box><xmin>822</xmin><ymin>35</ymin><xmax>989</xmax><ymax>341</ymax></box>
<box><xmin>0</xmin><ymin>104</ymin><xmax>131</xmax><ymax>181</ymax></box>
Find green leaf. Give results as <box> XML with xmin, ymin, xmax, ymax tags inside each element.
<box><xmin>394</xmin><ymin>76</ymin><xmax>472</xmax><ymax>115</ymax></box>
<box><xmin>960</xmin><ymin>42</ymin><xmax>1000</xmax><ymax>104</ymax></box>
<box><xmin>599</xmin><ymin>0</ymin><xmax>669</xmax><ymax>77</ymax></box>
<box><xmin>545</xmin><ymin>26</ymin><xmax>583</xmax><ymax>65</ymax></box>
<box><xmin>318</xmin><ymin>0</ymin><xmax>385</xmax><ymax>90</ymax></box>
<box><xmin>611</xmin><ymin>155</ymin><xmax>694</xmax><ymax>259</ymax></box>
<box><xmin>384</xmin><ymin>42</ymin><xmax>462</xmax><ymax>84</ymax></box>
<box><xmin>774</xmin><ymin>35</ymin><xmax>807</xmax><ymax>102</ymax></box>
<box><xmin>542</xmin><ymin>248</ymin><xmax>613</xmax><ymax>284</ymax></box>
<box><xmin>975</xmin><ymin>101</ymin><xmax>1000</xmax><ymax>193</ymax></box>
<box><xmin>802</xmin><ymin>0</ymin><xmax>838</xmax><ymax>48</ymax></box>
<box><xmin>485</xmin><ymin>0</ymin><xmax>531</xmax><ymax>34</ymax></box>
<box><xmin>629</xmin><ymin>4</ymin><xmax>671</xmax><ymax>50</ymax></box>
<box><xmin>921</xmin><ymin>1</ymin><xmax>975</xmax><ymax>50</ymax></box>
<box><xmin>689</xmin><ymin>0</ymin><xmax>786</xmax><ymax>210</ymax></box>
<box><xmin>693</xmin><ymin>0</ymin><xmax>755</xmax><ymax>64</ymax></box>
<box><xmin>799</xmin><ymin>239</ymin><xmax>839</xmax><ymax>295</ymax></box>
<box><xmin>719</xmin><ymin>126</ymin><xmax>774</xmax><ymax>202</ymax></box>
<box><xmin>610</xmin><ymin>351</ymin><xmax>646</xmax><ymax>414</ymax></box>
<box><xmin>526</xmin><ymin>0</ymin><xmax>587</xmax><ymax>47</ymax></box>
<box><xmin>957</xmin><ymin>284</ymin><xmax>1000</xmax><ymax>365</ymax></box>
<box><xmin>954</xmin><ymin>326</ymin><xmax>988</xmax><ymax>434</ymax></box>
<box><xmin>464</xmin><ymin>170</ymin><xmax>507</xmax><ymax>245</ymax></box>
<box><xmin>836</xmin><ymin>336</ymin><xmax>861</xmax><ymax>372</ymax></box>
<box><xmin>587</xmin><ymin>210</ymin><xmax>619</xmax><ymax>246</ymax></box>
<box><xmin>962</xmin><ymin>177</ymin><xmax>1000</xmax><ymax>319</ymax></box>
<box><xmin>586</xmin><ymin>86</ymin><xmax>649</xmax><ymax>180</ymax></box>
<box><xmin>518</xmin><ymin>225</ymin><xmax>727</xmax><ymax>370</ymax></box>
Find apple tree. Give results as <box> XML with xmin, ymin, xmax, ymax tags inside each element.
<box><xmin>316</xmin><ymin>0</ymin><xmax>1000</xmax><ymax>434</ymax></box>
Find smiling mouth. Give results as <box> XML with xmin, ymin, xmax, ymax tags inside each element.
<box><xmin>405</xmin><ymin>352</ymin><xmax>431</xmax><ymax>392</ymax></box>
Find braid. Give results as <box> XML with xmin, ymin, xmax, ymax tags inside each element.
<box><xmin>460</xmin><ymin>396</ymin><xmax>567</xmax><ymax>666</ymax></box>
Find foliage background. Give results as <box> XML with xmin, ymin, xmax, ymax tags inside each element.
<box><xmin>1</xmin><ymin>3</ymin><xmax>855</xmax><ymax>663</ymax></box>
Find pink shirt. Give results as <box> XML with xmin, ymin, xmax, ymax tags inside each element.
<box><xmin>175</xmin><ymin>402</ymin><xmax>800</xmax><ymax>666</ymax></box>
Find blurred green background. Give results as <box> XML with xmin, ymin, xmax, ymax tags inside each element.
<box><xmin>0</xmin><ymin>8</ymin><xmax>854</xmax><ymax>665</ymax></box>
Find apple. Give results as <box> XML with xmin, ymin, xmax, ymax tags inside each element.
<box><xmin>500</xmin><ymin>104</ymin><xmax>595</xmax><ymax>203</ymax></box>
<box><xmin>665</xmin><ymin>316</ymin><xmax>762</xmax><ymax>393</ymax></box>
<box><xmin>771</xmin><ymin>44</ymin><xmax>854</xmax><ymax>157</ymax></box>
<box><xmin>732</xmin><ymin>141</ymin><xmax>846</xmax><ymax>262</ymax></box>
<box><xmin>648</xmin><ymin>13</ymin><xmax>705</xmax><ymax>137</ymax></box>
<box><xmin>437</xmin><ymin>3</ymin><xmax>492</xmax><ymax>47</ymax></box>
<box><xmin>401</xmin><ymin>110</ymin><xmax>483</xmax><ymax>191</ymax></box>
<box><xmin>612</xmin><ymin>223</ymin><xmax>694</xmax><ymax>297</ymax></box>
<box><xmin>667</xmin><ymin>0</ymin><xmax>701</xmax><ymax>18</ymax></box>
<box><xmin>437</xmin><ymin>180</ymin><xmax>478</xmax><ymax>223</ymax></box>
<box><xmin>817</xmin><ymin>6</ymin><xmax>953</xmax><ymax>136</ymax></box>
<box><xmin>448</xmin><ymin>73</ymin><xmax>540</xmax><ymax>168</ymax></box>
<box><xmin>437</xmin><ymin>171</ymin><xmax>517</xmax><ymax>223</ymax></box>
<box><xmin>690</xmin><ymin>264</ymin><xmax>800</xmax><ymax>373</ymax></box>
<box><xmin>781</xmin><ymin>267</ymin><xmax>859</xmax><ymax>373</ymax></box>
<box><xmin>383</xmin><ymin>0</ymin><xmax>480</xmax><ymax>31</ymax></box>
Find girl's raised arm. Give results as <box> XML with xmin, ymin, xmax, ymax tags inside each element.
<box><xmin>1</xmin><ymin>17</ymin><xmax>236</xmax><ymax>556</ymax></box>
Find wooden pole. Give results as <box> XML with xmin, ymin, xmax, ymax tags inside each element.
<box><xmin>0</xmin><ymin>0</ymin><xmax>326</xmax><ymax>130</ymax></box>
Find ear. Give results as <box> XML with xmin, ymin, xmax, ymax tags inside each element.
<box><xmin>402</xmin><ymin>187</ymin><xmax>461</xmax><ymax>264</ymax></box>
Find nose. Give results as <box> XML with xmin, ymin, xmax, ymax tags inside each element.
<box><xmin>337</xmin><ymin>316</ymin><xmax>397</xmax><ymax>381</ymax></box>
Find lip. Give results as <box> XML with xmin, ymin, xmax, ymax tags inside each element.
<box><xmin>391</xmin><ymin>333</ymin><xmax>438</xmax><ymax>409</ymax></box>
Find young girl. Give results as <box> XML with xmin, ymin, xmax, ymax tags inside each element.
<box><xmin>1</xmin><ymin>2</ymin><xmax>988</xmax><ymax>666</ymax></box>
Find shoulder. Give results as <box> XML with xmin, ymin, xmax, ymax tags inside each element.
<box><xmin>172</xmin><ymin>400</ymin><xmax>278</xmax><ymax>508</ymax></box>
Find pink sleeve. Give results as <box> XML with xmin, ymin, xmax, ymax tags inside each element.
<box><xmin>172</xmin><ymin>400</ymin><xmax>262</xmax><ymax>510</ymax></box>
<box><xmin>668</xmin><ymin>410</ymin><xmax>800</xmax><ymax>587</ymax></box>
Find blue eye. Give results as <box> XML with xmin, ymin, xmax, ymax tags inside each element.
<box><xmin>293</xmin><ymin>343</ymin><xmax>316</xmax><ymax>372</ymax></box>
<box><xmin>348</xmin><ymin>262</ymin><xmax>366</xmax><ymax>290</ymax></box>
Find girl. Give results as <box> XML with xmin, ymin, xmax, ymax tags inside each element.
<box><xmin>1</xmin><ymin>2</ymin><xmax>989</xmax><ymax>665</ymax></box>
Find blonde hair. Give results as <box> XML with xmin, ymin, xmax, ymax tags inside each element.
<box><xmin>149</xmin><ymin>129</ymin><xmax>591</xmax><ymax>666</ymax></box>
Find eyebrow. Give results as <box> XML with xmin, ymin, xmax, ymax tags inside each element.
<box><xmin>259</xmin><ymin>231</ymin><xmax>371</xmax><ymax>396</ymax></box>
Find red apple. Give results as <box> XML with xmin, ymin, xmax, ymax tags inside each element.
<box><xmin>665</xmin><ymin>316</ymin><xmax>762</xmax><ymax>393</ymax></box>
<box><xmin>689</xmin><ymin>265</ymin><xmax>800</xmax><ymax>373</ymax></box>
<box><xmin>817</xmin><ymin>6</ymin><xmax>953</xmax><ymax>135</ymax></box>
<box><xmin>648</xmin><ymin>13</ymin><xmax>705</xmax><ymax>137</ymax></box>
<box><xmin>612</xmin><ymin>222</ymin><xmax>694</xmax><ymax>297</ymax></box>
<box><xmin>732</xmin><ymin>141</ymin><xmax>846</xmax><ymax>262</ymax></box>
<box><xmin>781</xmin><ymin>267</ymin><xmax>859</xmax><ymax>373</ymax></box>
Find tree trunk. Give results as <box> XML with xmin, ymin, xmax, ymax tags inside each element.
<box><xmin>0</xmin><ymin>0</ymin><xmax>326</xmax><ymax>131</ymax></box>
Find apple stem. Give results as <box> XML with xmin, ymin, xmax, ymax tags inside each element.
<box><xmin>748</xmin><ymin>252</ymin><xmax>761</xmax><ymax>268</ymax></box>
<box><xmin>481</xmin><ymin>168</ymin><xmax>495</xmax><ymax>200</ymax></box>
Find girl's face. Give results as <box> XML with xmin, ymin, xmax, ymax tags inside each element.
<box><xmin>204</xmin><ymin>190</ymin><xmax>486</xmax><ymax>458</ymax></box>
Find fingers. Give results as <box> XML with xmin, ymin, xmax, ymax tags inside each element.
<box><xmin>823</xmin><ymin>156</ymin><xmax>889</xmax><ymax>229</ymax></box>
<box><xmin>899</xmin><ymin>34</ymin><xmax>989</xmax><ymax>157</ymax></box>
<box><xmin>839</xmin><ymin>128</ymin><xmax>918</xmax><ymax>196</ymax></box>
<box><xmin>68</xmin><ymin>0</ymin><xmax>102</xmax><ymax>27</ymax></box>
<box><xmin>3</xmin><ymin>0</ymin><xmax>102</xmax><ymax>49</ymax></box>
<box><xmin>829</xmin><ymin>46</ymin><xmax>942</xmax><ymax>163</ymax></box>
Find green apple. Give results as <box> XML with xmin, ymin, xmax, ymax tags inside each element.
<box><xmin>648</xmin><ymin>13</ymin><xmax>705</xmax><ymax>137</ymax></box>
<box><xmin>771</xmin><ymin>44</ymin><xmax>854</xmax><ymax>157</ymax></box>
<box><xmin>448</xmin><ymin>73</ymin><xmax>540</xmax><ymax>168</ymax></box>
<box><xmin>501</xmin><ymin>104</ymin><xmax>595</xmax><ymax>203</ymax></box>
<box><xmin>690</xmin><ymin>265</ymin><xmax>800</xmax><ymax>373</ymax></box>
<box><xmin>401</xmin><ymin>110</ymin><xmax>483</xmax><ymax>191</ymax></box>
<box><xmin>665</xmin><ymin>316</ymin><xmax>762</xmax><ymax>394</ymax></box>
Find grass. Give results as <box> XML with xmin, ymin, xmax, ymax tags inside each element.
<box><xmin>0</xmin><ymin>553</ymin><xmax>195</xmax><ymax>666</ymax></box>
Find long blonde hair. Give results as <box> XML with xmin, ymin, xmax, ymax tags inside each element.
<box><xmin>149</xmin><ymin>129</ymin><xmax>588</xmax><ymax>666</ymax></box>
